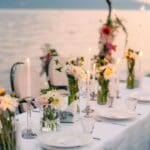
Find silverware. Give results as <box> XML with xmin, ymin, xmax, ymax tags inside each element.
<box><xmin>93</xmin><ymin>137</ymin><xmax>101</xmax><ymax>140</ymax></box>
<box><xmin>90</xmin><ymin>122</ymin><xmax>101</xmax><ymax>141</ymax></box>
<box><xmin>90</xmin><ymin>121</ymin><xmax>96</xmax><ymax>134</ymax></box>
<box><xmin>32</xmin><ymin>110</ymin><xmax>40</xmax><ymax>113</ymax></box>
<box><xmin>137</xmin><ymin>113</ymin><xmax>142</xmax><ymax>115</ymax></box>
<box><xmin>108</xmin><ymin>122</ymin><xmax>127</xmax><ymax>126</ymax></box>
<box><xmin>96</xmin><ymin>119</ymin><xmax>127</xmax><ymax>126</ymax></box>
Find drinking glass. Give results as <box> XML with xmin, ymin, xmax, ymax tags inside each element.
<box><xmin>125</xmin><ymin>97</ymin><xmax>137</xmax><ymax>111</ymax></box>
<box><xmin>22</xmin><ymin>97</ymin><xmax>37</xmax><ymax>139</ymax></box>
<box><xmin>80</xmin><ymin>117</ymin><xmax>95</xmax><ymax>135</ymax></box>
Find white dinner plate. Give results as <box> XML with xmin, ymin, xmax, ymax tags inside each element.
<box><xmin>39</xmin><ymin>132</ymin><xmax>92</xmax><ymax>148</ymax></box>
<box><xmin>130</xmin><ymin>91</ymin><xmax>150</xmax><ymax>102</ymax></box>
<box><xmin>96</xmin><ymin>108</ymin><xmax>136</xmax><ymax>120</ymax></box>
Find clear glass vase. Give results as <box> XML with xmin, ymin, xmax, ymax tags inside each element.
<box><xmin>126</xmin><ymin>58</ymin><xmax>140</xmax><ymax>89</ymax></box>
<box><xmin>97</xmin><ymin>75</ymin><xmax>109</xmax><ymax>105</ymax></box>
<box><xmin>126</xmin><ymin>49</ymin><xmax>142</xmax><ymax>89</ymax></box>
<box><xmin>41</xmin><ymin>104</ymin><xmax>59</xmax><ymax>132</ymax></box>
<box><xmin>0</xmin><ymin>131</ymin><xmax>16</xmax><ymax>150</ymax></box>
<box><xmin>67</xmin><ymin>74</ymin><xmax>79</xmax><ymax>105</ymax></box>
<box><xmin>0</xmin><ymin>112</ymin><xmax>16</xmax><ymax>150</ymax></box>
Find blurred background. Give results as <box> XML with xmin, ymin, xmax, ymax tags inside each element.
<box><xmin>0</xmin><ymin>0</ymin><xmax>149</xmax><ymax>89</ymax></box>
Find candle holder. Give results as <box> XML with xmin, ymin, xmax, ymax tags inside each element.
<box><xmin>22</xmin><ymin>97</ymin><xmax>37</xmax><ymax>139</ymax></box>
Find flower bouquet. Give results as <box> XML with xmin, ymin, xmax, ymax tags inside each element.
<box><xmin>65</xmin><ymin>57</ymin><xmax>86</xmax><ymax>105</ymax></box>
<box><xmin>40</xmin><ymin>90</ymin><xmax>64</xmax><ymax>132</ymax></box>
<box><xmin>40</xmin><ymin>43</ymin><xmax>58</xmax><ymax>76</ymax></box>
<box><xmin>96</xmin><ymin>60</ymin><xmax>116</xmax><ymax>105</ymax></box>
<box><xmin>0</xmin><ymin>95</ymin><xmax>18</xmax><ymax>150</ymax></box>
<box><xmin>98</xmin><ymin>0</ymin><xmax>127</xmax><ymax>63</ymax></box>
<box><xmin>56</xmin><ymin>57</ymin><xmax>86</xmax><ymax>112</ymax></box>
<box><xmin>94</xmin><ymin>0</ymin><xmax>127</xmax><ymax>104</ymax></box>
<box><xmin>125</xmin><ymin>48</ymin><xmax>140</xmax><ymax>89</ymax></box>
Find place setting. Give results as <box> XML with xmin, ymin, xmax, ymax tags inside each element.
<box><xmin>129</xmin><ymin>89</ymin><xmax>150</xmax><ymax>103</ymax></box>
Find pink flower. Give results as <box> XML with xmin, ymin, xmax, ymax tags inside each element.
<box><xmin>106</xmin><ymin>43</ymin><xmax>117</xmax><ymax>51</ymax></box>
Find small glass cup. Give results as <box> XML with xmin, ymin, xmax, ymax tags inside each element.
<box><xmin>40</xmin><ymin>104</ymin><xmax>60</xmax><ymax>132</ymax></box>
<box><xmin>80</xmin><ymin>117</ymin><xmax>95</xmax><ymax>135</ymax></box>
<box><xmin>125</xmin><ymin>97</ymin><xmax>137</xmax><ymax>111</ymax></box>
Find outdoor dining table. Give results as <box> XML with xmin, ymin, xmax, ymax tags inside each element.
<box><xmin>16</xmin><ymin>77</ymin><xmax>150</xmax><ymax>150</ymax></box>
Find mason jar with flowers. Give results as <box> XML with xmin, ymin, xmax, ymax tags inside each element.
<box><xmin>40</xmin><ymin>90</ymin><xmax>64</xmax><ymax>132</ymax></box>
<box><xmin>125</xmin><ymin>48</ymin><xmax>140</xmax><ymax>89</ymax></box>
<box><xmin>0</xmin><ymin>95</ymin><xmax>18</xmax><ymax>150</ymax></box>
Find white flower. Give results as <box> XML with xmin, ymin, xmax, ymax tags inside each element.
<box><xmin>40</xmin><ymin>90</ymin><xmax>65</xmax><ymax>110</ymax></box>
<box><xmin>0</xmin><ymin>95</ymin><xmax>18</xmax><ymax>112</ymax></box>
<box><xmin>65</xmin><ymin>65</ymin><xmax>87</xmax><ymax>81</ymax></box>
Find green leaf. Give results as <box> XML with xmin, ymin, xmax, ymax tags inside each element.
<box><xmin>56</xmin><ymin>67</ymin><xmax>63</xmax><ymax>72</ymax></box>
<box><xmin>40</xmin><ymin>88</ymin><xmax>54</xmax><ymax>94</ymax></box>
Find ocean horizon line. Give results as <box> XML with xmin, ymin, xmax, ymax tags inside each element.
<box><xmin>0</xmin><ymin>7</ymin><xmax>149</xmax><ymax>11</ymax></box>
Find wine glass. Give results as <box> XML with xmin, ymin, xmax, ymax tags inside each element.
<box><xmin>21</xmin><ymin>97</ymin><xmax>37</xmax><ymax>139</ymax></box>
<box><xmin>82</xmin><ymin>72</ymin><xmax>94</xmax><ymax>117</ymax></box>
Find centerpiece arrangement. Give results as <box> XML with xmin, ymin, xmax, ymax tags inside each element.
<box><xmin>95</xmin><ymin>0</ymin><xmax>127</xmax><ymax>104</ymax></box>
<box><xmin>96</xmin><ymin>59</ymin><xmax>116</xmax><ymax>105</ymax></box>
<box><xmin>40</xmin><ymin>90</ymin><xmax>64</xmax><ymax>131</ymax></box>
<box><xmin>124</xmin><ymin>48</ymin><xmax>140</xmax><ymax>89</ymax></box>
<box><xmin>56</xmin><ymin>57</ymin><xmax>86</xmax><ymax>113</ymax></box>
<box><xmin>0</xmin><ymin>95</ymin><xmax>18</xmax><ymax>150</ymax></box>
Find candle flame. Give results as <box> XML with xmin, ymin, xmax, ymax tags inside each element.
<box><xmin>116</xmin><ymin>58</ymin><xmax>120</xmax><ymax>65</ymax></box>
<box><xmin>88</xmin><ymin>48</ymin><xmax>92</xmax><ymax>52</ymax></box>
<box><xmin>26</xmin><ymin>57</ymin><xmax>30</xmax><ymax>64</ymax></box>
<box><xmin>139</xmin><ymin>51</ymin><xmax>143</xmax><ymax>56</ymax></box>
<box><xmin>93</xmin><ymin>63</ymin><xmax>96</xmax><ymax>69</ymax></box>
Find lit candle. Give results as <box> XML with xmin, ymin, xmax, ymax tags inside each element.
<box><xmin>26</xmin><ymin>58</ymin><xmax>31</xmax><ymax>97</ymax></box>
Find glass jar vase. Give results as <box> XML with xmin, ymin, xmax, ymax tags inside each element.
<box><xmin>0</xmin><ymin>112</ymin><xmax>16</xmax><ymax>150</ymax></box>
<box><xmin>41</xmin><ymin>104</ymin><xmax>59</xmax><ymax>132</ymax></box>
<box><xmin>97</xmin><ymin>75</ymin><xmax>109</xmax><ymax>105</ymax></box>
<box><xmin>67</xmin><ymin>74</ymin><xmax>79</xmax><ymax>105</ymax></box>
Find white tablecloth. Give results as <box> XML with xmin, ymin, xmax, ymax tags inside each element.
<box><xmin>16</xmin><ymin>78</ymin><xmax>150</xmax><ymax>150</ymax></box>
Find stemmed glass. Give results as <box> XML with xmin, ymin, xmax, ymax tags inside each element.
<box><xmin>82</xmin><ymin>71</ymin><xmax>94</xmax><ymax>117</ymax></box>
<box><xmin>107</xmin><ymin>76</ymin><xmax>118</xmax><ymax>108</ymax></box>
<box><xmin>21</xmin><ymin>97</ymin><xmax>37</xmax><ymax>139</ymax></box>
